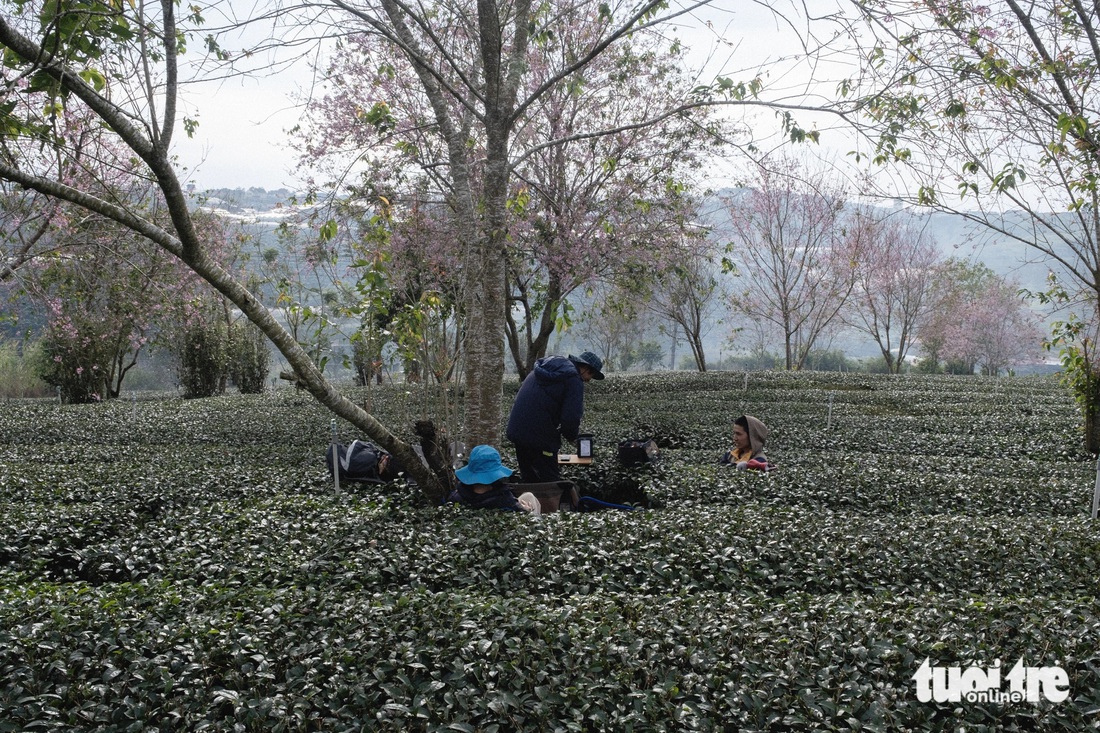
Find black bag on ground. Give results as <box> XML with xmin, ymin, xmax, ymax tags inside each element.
<box><xmin>326</xmin><ymin>440</ymin><xmax>388</xmax><ymax>483</ymax></box>
<box><xmin>617</xmin><ymin>438</ymin><xmax>659</xmax><ymax>468</ymax></box>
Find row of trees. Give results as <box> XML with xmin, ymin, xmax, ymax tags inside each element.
<box><xmin>239</xmin><ymin>173</ymin><xmax>1043</xmax><ymax>385</ymax></box>
<box><xmin>192</xmin><ymin>167</ymin><xmax>1041</xmax><ymax>386</ymax></box>
<box><xmin>716</xmin><ymin>156</ymin><xmax>1041</xmax><ymax>376</ymax></box>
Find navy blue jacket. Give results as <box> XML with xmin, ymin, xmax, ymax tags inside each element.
<box><xmin>453</xmin><ymin>481</ymin><xmax>523</xmax><ymax>511</ymax></box>
<box><xmin>506</xmin><ymin>355</ymin><xmax>585</xmax><ymax>453</ymax></box>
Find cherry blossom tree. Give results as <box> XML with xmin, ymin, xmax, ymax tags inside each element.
<box><xmin>5</xmin><ymin>116</ymin><xmax>228</xmax><ymax>402</ymax></box>
<box><xmin>297</xmin><ymin>3</ymin><xmax>728</xmax><ymax>384</ymax></box>
<box><xmin>914</xmin><ymin>258</ymin><xmax>1042</xmax><ymax>375</ymax></box>
<box><xmin>28</xmin><ymin>234</ymin><xmax>168</xmax><ymax>402</ymax></box>
<box><xmin>338</xmin><ymin>197</ymin><xmax>464</xmax><ymax>384</ymax></box>
<box><xmin>916</xmin><ymin>258</ymin><xmax>997</xmax><ymax>373</ymax></box>
<box><xmin>721</xmin><ymin>155</ymin><xmax>857</xmax><ymax>370</ymax></box>
<box><xmin>501</xmin><ymin>27</ymin><xmax>727</xmax><ymax>376</ymax></box>
<box><xmin>939</xmin><ymin>278</ymin><xmax>1043</xmax><ymax>376</ymax></box>
<box><xmin>912</xmin><ymin>258</ymin><xmax>1043</xmax><ymax>376</ymax></box>
<box><xmin>844</xmin><ymin>210</ymin><xmax>943</xmax><ymax>373</ymax></box>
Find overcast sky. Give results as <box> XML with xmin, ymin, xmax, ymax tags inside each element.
<box><xmin>171</xmin><ymin>1</ymin><xmax>853</xmax><ymax>191</ymax></box>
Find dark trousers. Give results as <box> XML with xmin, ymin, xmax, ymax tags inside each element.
<box><xmin>513</xmin><ymin>443</ymin><xmax>561</xmax><ymax>483</ymax></box>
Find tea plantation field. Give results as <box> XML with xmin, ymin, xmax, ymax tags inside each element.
<box><xmin>2</xmin><ymin>371</ymin><xmax>1100</xmax><ymax>731</ymax></box>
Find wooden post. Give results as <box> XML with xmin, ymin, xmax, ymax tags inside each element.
<box><xmin>1092</xmin><ymin>453</ymin><xmax>1100</xmax><ymax>520</ymax></box>
<box><xmin>330</xmin><ymin>418</ymin><xmax>341</xmax><ymax>498</ymax></box>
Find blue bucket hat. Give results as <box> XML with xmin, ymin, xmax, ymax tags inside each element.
<box><xmin>455</xmin><ymin>445</ymin><xmax>514</xmax><ymax>485</ymax></box>
<box><xmin>568</xmin><ymin>351</ymin><xmax>605</xmax><ymax>380</ymax></box>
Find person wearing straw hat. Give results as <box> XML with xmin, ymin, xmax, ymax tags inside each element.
<box><xmin>452</xmin><ymin>444</ymin><xmax>540</xmax><ymax>514</ymax></box>
<box><xmin>506</xmin><ymin>351</ymin><xmax>604</xmax><ymax>483</ymax></box>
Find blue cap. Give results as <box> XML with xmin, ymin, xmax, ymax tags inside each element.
<box><xmin>569</xmin><ymin>351</ymin><xmax>605</xmax><ymax>379</ymax></box>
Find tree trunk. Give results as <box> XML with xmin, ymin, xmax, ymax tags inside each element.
<box><xmin>186</xmin><ymin>252</ymin><xmax>448</xmax><ymax>502</ymax></box>
<box><xmin>458</xmin><ymin>0</ymin><xmax>529</xmax><ymax>447</ymax></box>
<box><xmin>504</xmin><ymin>275</ymin><xmax>559</xmax><ymax>380</ymax></box>
<box><xmin>878</xmin><ymin>346</ymin><xmax>897</xmax><ymax>374</ymax></box>
<box><xmin>463</xmin><ymin>127</ymin><xmax>509</xmax><ymax>444</ymax></box>
<box><xmin>669</xmin><ymin>323</ymin><xmax>677</xmax><ymax>370</ymax></box>
<box><xmin>521</xmin><ymin>281</ymin><xmax>561</xmax><ymax>377</ymax></box>
<box><xmin>1085</xmin><ymin>369</ymin><xmax>1100</xmax><ymax>455</ymax></box>
<box><xmin>688</xmin><ymin>332</ymin><xmax>707</xmax><ymax>372</ymax></box>
<box><xmin>1086</xmin><ymin>405</ymin><xmax>1100</xmax><ymax>456</ymax></box>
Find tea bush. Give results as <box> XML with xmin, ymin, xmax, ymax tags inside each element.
<box><xmin>1</xmin><ymin>372</ymin><xmax>1099</xmax><ymax>731</ymax></box>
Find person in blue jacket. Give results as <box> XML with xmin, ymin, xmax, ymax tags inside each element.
<box><xmin>451</xmin><ymin>444</ymin><xmax>540</xmax><ymax>514</ymax></box>
<box><xmin>506</xmin><ymin>351</ymin><xmax>604</xmax><ymax>483</ymax></box>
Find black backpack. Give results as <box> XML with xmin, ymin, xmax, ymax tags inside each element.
<box><xmin>326</xmin><ymin>440</ymin><xmax>386</xmax><ymax>483</ymax></box>
<box><xmin>617</xmin><ymin>438</ymin><xmax>659</xmax><ymax>468</ymax></box>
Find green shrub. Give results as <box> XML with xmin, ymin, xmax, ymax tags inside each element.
<box><xmin>176</xmin><ymin>318</ymin><xmax>227</xmax><ymax>398</ymax></box>
<box><xmin>0</xmin><ymin>340</ymin><xmax>49</xmax><ymax>398</ymax></box>
<box><xmin>229</xmin><ymin>320</ymin><xmax>270</xmax><ymax>394</ymax></box>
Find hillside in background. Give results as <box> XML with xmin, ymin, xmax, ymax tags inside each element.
<box><xmin>189</xmin><ymin>186</ymin><xmax>300</xmax><ymax>212</ymax></box>
<box><xmin>186</xmin><ymin>188</ymin><xmax>1077</xmax><ymax>372</ymax></box>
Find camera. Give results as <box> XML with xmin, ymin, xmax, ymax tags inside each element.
<box><xmin>578</xmin><ymin>433</ymin><xmax>593</xmax><ymax>458</ymax></box>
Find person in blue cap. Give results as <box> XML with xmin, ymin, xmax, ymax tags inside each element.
<box><xmin>506</xmin><ymin>350</ymin><xmax>604</xmax><ymax>483</ymax></box>
<box><xmin>452</xmin><ymin>444</ymin><xmax>540</xmax><ymax>514</ymax></box>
